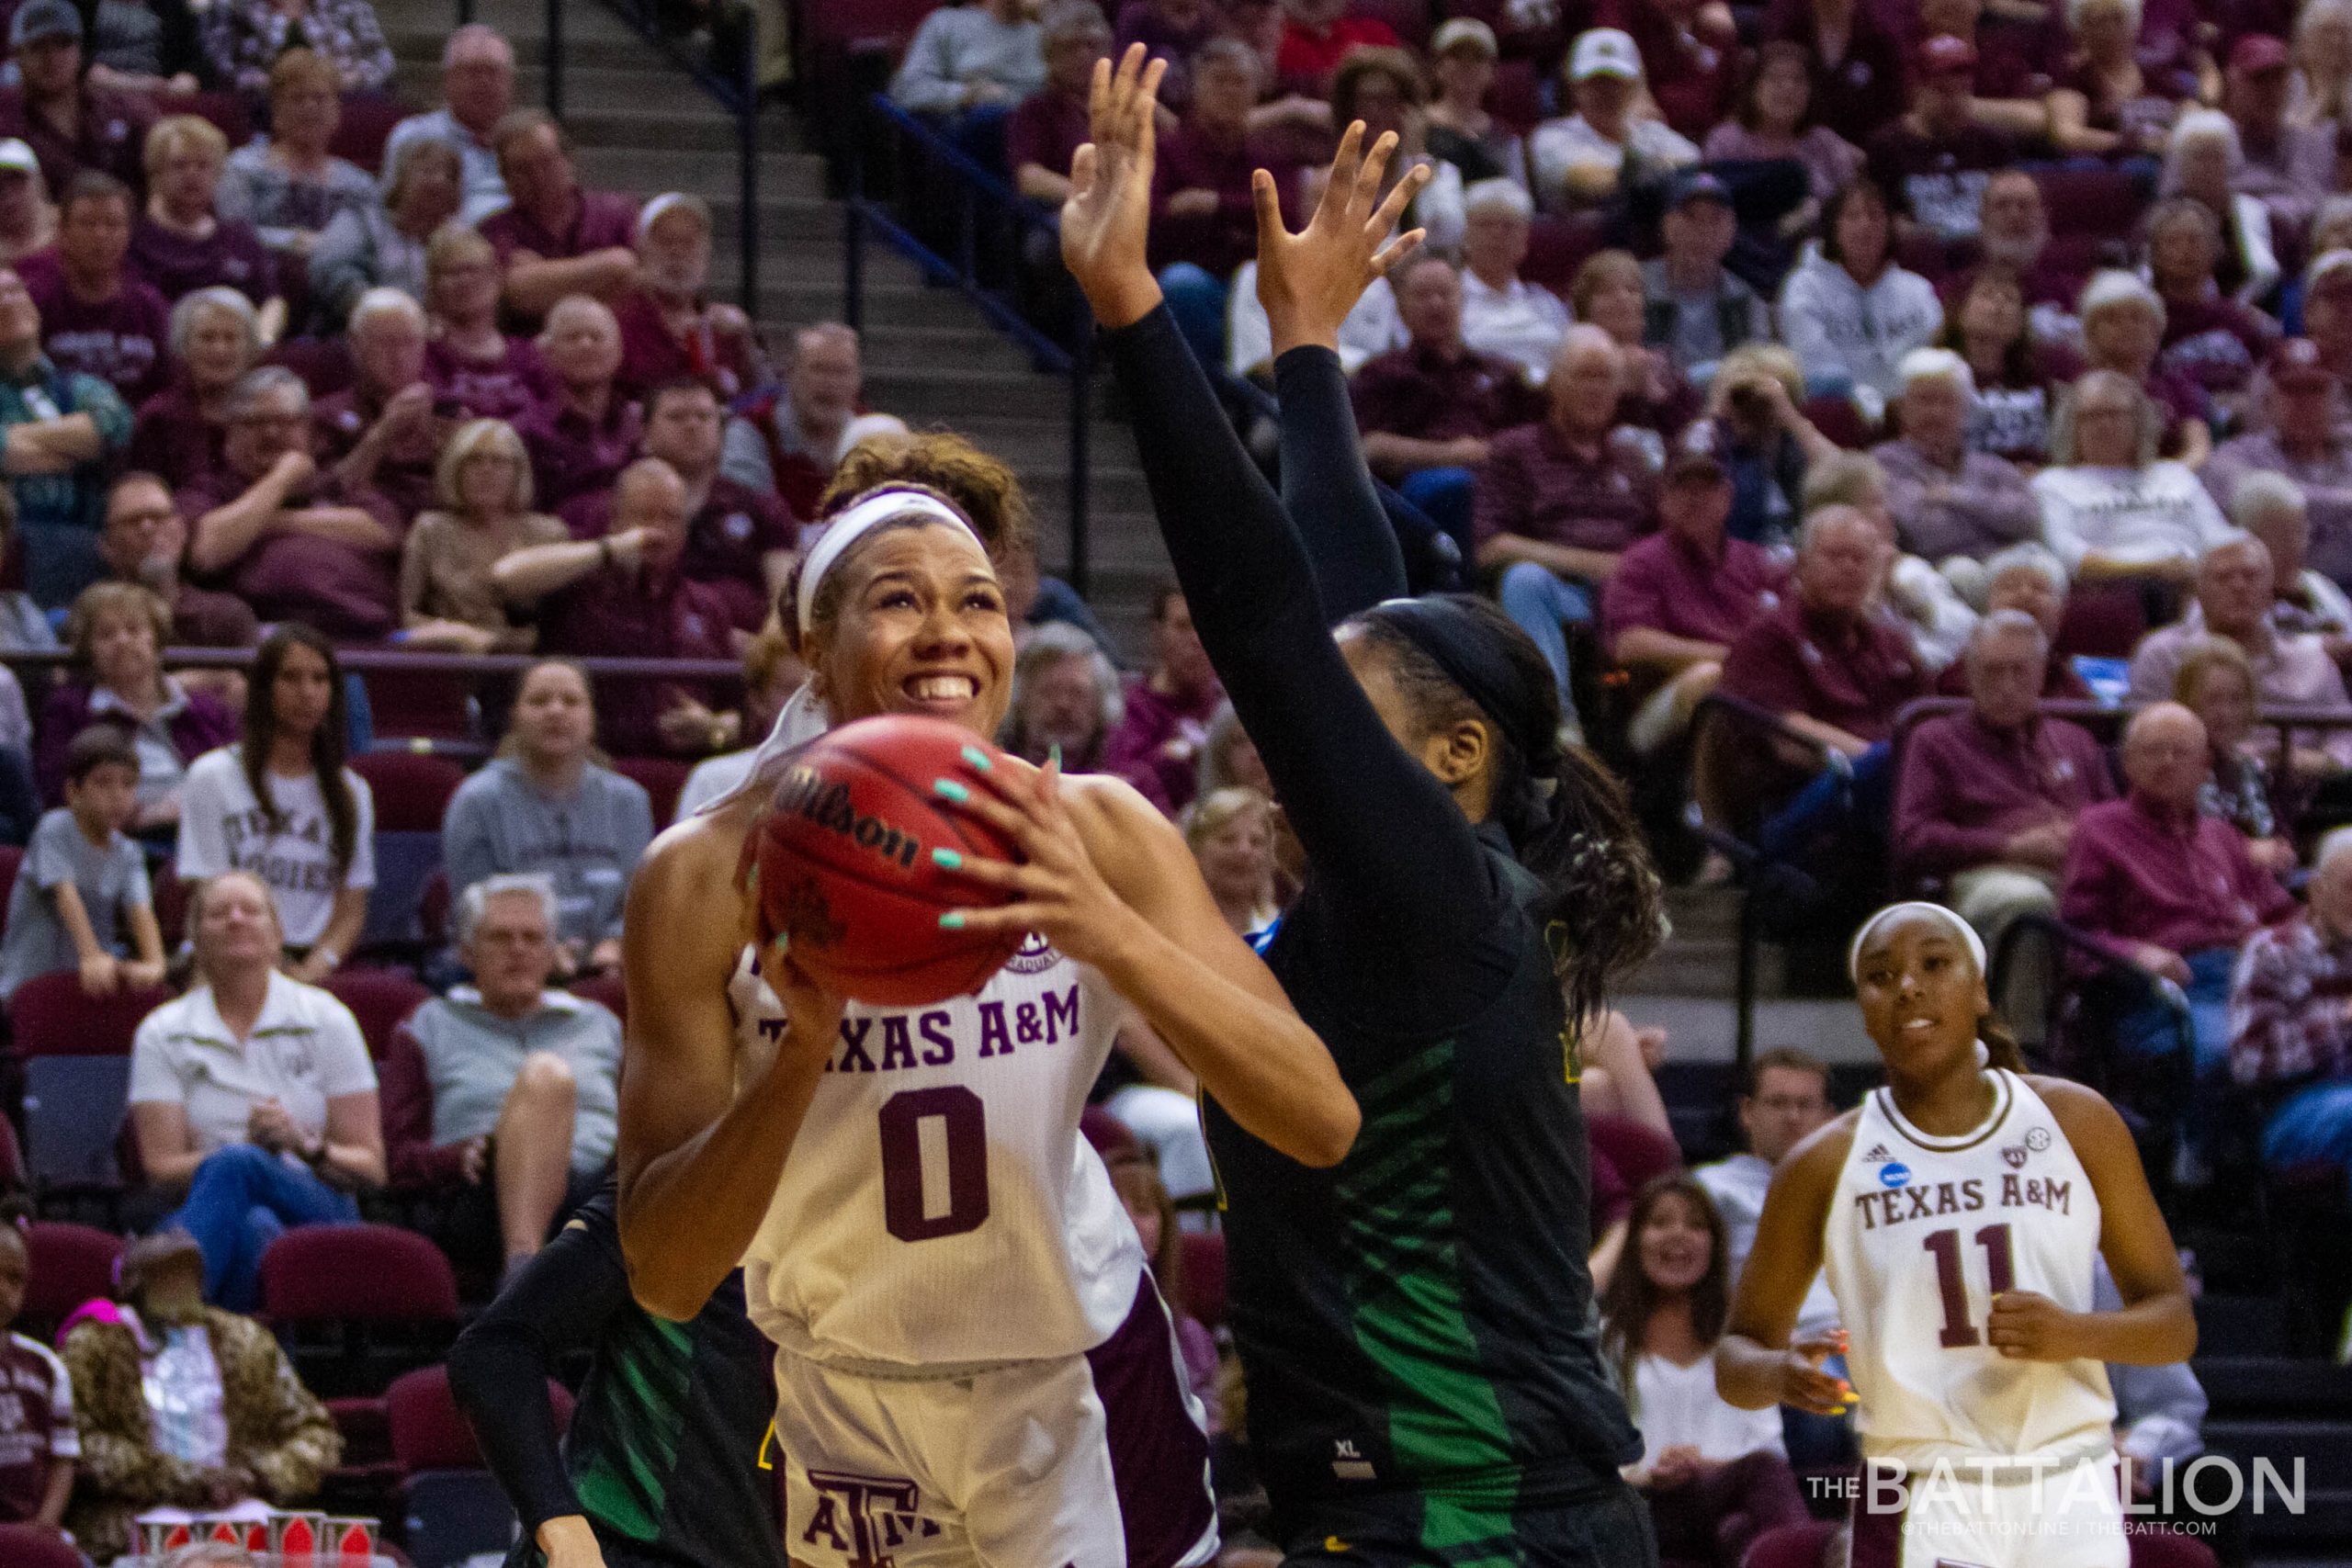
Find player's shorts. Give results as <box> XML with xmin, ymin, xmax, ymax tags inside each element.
<box><xmin>1849</xmin><ymin>1453</ymin><xmax>2129</xmax><ymax>1568</ymax></box>
<box><xmin>772</xmin><ymin>1273</ymin><xmax>1218</xmax><ymax>1568</ymax></box>
<box><xmin>1271</xmin><ymin>1477</ymin><xmax>1657</xmax><ymax>1567</ymax></box>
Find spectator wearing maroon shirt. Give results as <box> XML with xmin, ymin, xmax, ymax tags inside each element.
<box><xmin>313</xmin><ymin>288</ymin><xmax>452</xmax><ymax>526</ymax></box>
<box><xmin>2223</xmin><ymin>33</ymin><xmax>2329</xmax><ymax>234</ymax></box>
<box><xmin>1763</xmin><ymin>0</ymin><xmax>1909</xmax><ymax>146</ymax></box>
<box><xmin>130</xmin><ymin>117</ymin><xmax>279</xmax><ymax>329</ymax></box>
<box><xmin>481</xmin><ymin>110</ymin><xmax>639</xmax><ymax>328</ymax></box>
<box><xmin>1871</xmin><ymin>348</ymin><xmax>2040</xmax><ymax>569</ymax></box>
<box><xmin>127</xmin><ymin>285</ymin><xmax>259</xmax><ymax>492</ymax></box>
<box><xmin>719</xmin><ymin>321</ymin><xmax>908</xmax><ymax>521</ymax></box>
<box><xmin>424</xmin><ymin>224</ymin><xmax>547</xmax><ymax>426</ymax></box>
<box><xmin>1100</xmin><ymin>583</ymin><xmax>1222</xmax><ymax>818</ymax></box>
<box><xmin>611</xmin><ymin>194</ymin><xmax>759</xmax><ymax>402</ymax></box>
<box><xmin>1273</xmin><ymin>0</ymin><xmax>1399</xmax><ymax>98</ymax></box>
<box><xmin>1355</xmin><ymin>254</ymin><xmax>1545</xmax><ymax>561</ymax></box>
<box><xmin>1150</xmin><ymin>39</ymin><xmax>1301</xmax><ymax>370</ymax></box>
<box><xmin>0</xmin><ymin>1221</ymin><xmax>75</xmax><ymax>1540</ymax></box>
<box><xmin>562</xmin><ymin>379</ymin><xmax>792</xmax><ymax>636</ymax></box>
<box><xmin>1115</xmin><ymin>0</ymin><xmax>1216</xmax><ymax>111</ymax></box>
<box><xmin>495</xmin><ymin>457</ymin><xmax>735</xmax><ymax>758</ymax></box>
<box><xmin>1601</xmin><ymin>436</ymin><xmax>1785</xmax><ymax>754</ymax></box>
<box><xmin>20</xmin><ymin>172</ymin><xmax>170</xmax><ymax>408</ymax></box>
<box><xmin>2227</xmin><ymin>829</ymin><xmax>2352</xmax><ymax>1208</ymax></box>
<box><xmin>96</xmin><ymin>469</ymin><xmax>258</xmax><ymax>649</ymax></box>
<box><xmin>2071</xmin><ymin>267</ymin><xmax>2214</xmax><ymax>466</ymax></box>
<box><xmin>1894</xmin><ymin>609</ymin><xmax>2113</xmax><ymax>948</ymax></box>
<box><xmin>1719</xmin><ymin>504</ymin><xmax>1928</xmax><ymax>857</ymax></box>
<box><xmin>517</xmin><ymin>295</ymin><xmax>639</xmax><ymax>513</ymax></box>
<box><xmin>1011</xmin><ymin>3</ymin><xmax>1109</xmax><ymax>204</ymax></box>
<box><xmin>0</xmin><ymin>0</ymin><xmax>154</xmax><ymax>201</ymax></box>
<box><xmin>1477</xmin><ymin>326</ymin><xmax>1659</xmax><ymax>728</ymax></box>
<box><xmin>2062</xmin><ymin>701</ymin><xmax>2296</xmax><ymax>1156</ymax></box>
<box><xmin>2205</xmin><ymin>339</ymin><xmax>2352</xmax><ymax>585</ymax></box>
<box><xmin>183</xmin><ymin>366</ymin><xmax>402</xmax><ymax>640</ymax></box>
<box><xmin>1866</xmin><ymin>35</ymin><xmax>2015</xmax><ymax>248</ymax></box>
<box><xmin>1599</xmin><ymin>0</ymin><xmax>1739</xmax><ymax>141</ymax></box>
<box><xmin>2145</xmin><ymin>197</ymin><xmax>2278</xmax><ymax>403</ymax></box>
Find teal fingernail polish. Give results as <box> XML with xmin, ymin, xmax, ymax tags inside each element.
<box><xmin>938</xmin><ymin>911</ymin><xmax>967</xmax><ymax>931</ymax></box>
<box><xmin>959</xmin><ymin>745</ymin><xmax>993</xmax><ymax>772</ymax></box>
<box><xmin>1048</xmin><ymin>742</ymin><xmax>1063</xmax><ymax>767</ymax></box>
<box><xmin>932</xmin><ymin>848</ymin><xmax>964</xmax><ymax>870</ymax></box>
<box><xmin>769</xmin><ymin>931</ymin><xmax>789</xmax><ymax>954</ymax></box>
<box><xmin>933</xmin><ymin>778</ymin><xmax>971</xmax><ymax>803</ymax></box>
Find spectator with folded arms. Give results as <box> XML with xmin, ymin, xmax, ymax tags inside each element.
<box><xmin>424</xmin><ymin>224</ymin><xmax>548</xmax><ymax>425</ymax></box>
<box><xmin>128</xmin><ymin>286</ymin><xmax>260</xmax><ymax>493</ymax></box>
<box><xmin>399</xmin><ymin>417</ymin><xmax>566</xmax><ymax>654</ymax></box>
<box><xmin>216</xmin><ymin>50</ymin><xmax>376</xmax><ymax>257</ymax></box>
<box><xmin>38</xmin><ymin>581</ymin><xmax>236</xmax><ymax>822</ymax></box>
<box><xmin>0</xmin><ymin>727</ymin><xmax>164</xmax><ymax>999</ymax></box>
<box><xmin>0</xmin><ymin>261</ymin><xmax>132</xmax><ymax>608</ymax></box>
<box><xmin>481</xmin><ymin>110</ymin><xmax>640</xmax><ymax>326</ymax></box>
<box><xmin>2034</xmin><ymin>369</ymin><xmax>2233</xmax><ymax>592</ymax></box>
<box><xmin>306</xmin><ymin>134</ymin><xmax>464</xmax><ymax>333</ymax></box>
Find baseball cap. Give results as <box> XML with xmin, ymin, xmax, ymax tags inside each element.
<box><xmin>1916</xmin><ymin>33</ymin><xmax>1978</xmax><ymax>74</ymax></box>
<box><xmin>1668</xmin><ymin>169</ymin><xmax>1733</xmax><ymax>211</ymax></box>
<box><xmin>1569</xmin><ymin>28</ymin><xmax>1643</xmax><ymax>83</ymax></box>
<box><xmin>8</xmin><ymin>0</ymin><xmax>81</xmax><ymax>48</ymax></box>
<box><xmin>2270</xmin><ymin>337</ymin><xmax>2335</xmax><ymax>391</ymax></box>
<box><xmin>2229</xmin><ymin>34</ymin><xmax>2290</xmax><ymax>74</ymax></box>
<box><xmin>1430</xmin><ymin>18</ymin><xmax>1498</xmax><ymax>59</ymax></box>
<box><xmin>2310</xmin><ymin>249</ymin><xmax>2352</xmax><ymax>295</ymax></box>
<box><xmin>0</xmin><ymin>141</ymin><xmax>36</xmax><ymax>177</ymax></box>
<box><xmin>1665</xmin><ymin>423</ymin><xmax>1727</xmax><ymax>483</ymax></box>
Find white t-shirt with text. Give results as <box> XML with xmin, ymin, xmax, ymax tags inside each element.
<box><xmin>175</xmin><ymin>748</ymin><xmax>376</xmax><ymax>946</ymax></box>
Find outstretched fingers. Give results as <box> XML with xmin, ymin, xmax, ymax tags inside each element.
<box><xmin>1348</xmin><ymin>127</ymin><xmax>1397</xmax><ymax>223</ymax></box>
<box><xmin>1367</xmin><ymin>226</ymin><xmax>1426</xmax><ymax>281</ymax></box>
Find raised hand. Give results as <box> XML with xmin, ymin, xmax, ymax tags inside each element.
<box><xmin>1252</xmin><ymin>119</ymin><xmax>1429</xmax><ymax>361</ymax></box>
<box><xmin>1060</xmin><ymin>44</ymin><xmax>1170</xmax><ymax>330</ymax></box>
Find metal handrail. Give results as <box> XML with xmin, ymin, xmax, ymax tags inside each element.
<box><xmin>843</xmin><ymin>94</ymin><xmax>1095</xmax><ymax>595</ymax></box>
<box><xmin>458</xmin><ymin>0</ymin><xmax>763</xmax><ymax>312</ymax></box>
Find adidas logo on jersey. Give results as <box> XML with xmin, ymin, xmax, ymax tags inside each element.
<box><xmin>1863</xmin><ymin>1143</ymin><xmax>1892</xmax><ymax>1162</ymax></box>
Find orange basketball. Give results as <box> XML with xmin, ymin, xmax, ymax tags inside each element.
<box><xmin>745</xmin><ymin>714</ymin><xmax>1025</xmax><ymax>1006</ymax></box>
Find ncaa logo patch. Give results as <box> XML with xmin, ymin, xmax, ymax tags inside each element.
<box><xmin>1878</xmin><ymin>1161</ymin><xmax>1911</xmax><ymax>1190</ymax></box>
<box><xmin>1003</xmin><ymin>930</ymin><xmax>1060</xmax><ymax>975</ymax></box>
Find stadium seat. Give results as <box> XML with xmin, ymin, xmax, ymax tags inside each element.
<box><xmin>8</xmin><ymin>971</ymin><xmax>172</xmax><ymax>1056</ymax></box>
<box><xmin>1178</xmin><ymin>1231</ymin><xmax>1226</xmax><ymax>1330</ymax></box>
<box><xmin>323</xmin><ymin>968</ymin><xmax>432</xmax><ymax>1058</ymax></box>
<box><xmin>2033</xmin><ymin>164</ymin><xmax>2148</xmax><ymax>243</ymax></box>
<box><xmin>266</xmin><ymin>334</ymin><xmax>357</xmax><ymax>400</ymax></box>
<box><xmin>1588</xmin><ymin>1114</ymin><xmax>1685</xmax><ymax>1225</ymax></box>
<box><xmin>1739</xmin><ymin>1520</ymin><xmax>1837</xmax><ymax>1568</ymax></box>
<box><xmin>20</xmin><ymin>1221</ymin><xmax>122</xmax><ymax>1339</ymax></box>
<box><xmin>353</xmin><ymin>751</ymin><xmax>467</xmax><ymax>831</ymax></box>
<box><xmin>614</xmin><ymin>756</ymin><xmax>692</xmax><ymax>827</ymax></box>
<box><xmin>0</xmin><ymin>1115</ymin><xmax>18</xmax><ymax>1190</ymax></box>
<box><xmin>1521</xmin><ymin>211</ymin><xmax>1606</xmax><ymax>298</ymax></box>
<box><xmin>14</xmin><ymin>973</ymin><xmax>167</xmax><ymax>1214</ymax></box>
<box><xmin>329</xmin><ymin>94</ymin><xmax>410</xmax><ymax>173</ymax></box>
<box><xmin>568</xmin><ymin>970</ymin><xmax>627</xmax><ymax>1024</ymax></box>
<box><xmin>1486</xmin><ymin>60</ymin><xmax>1544</xmax><ymax>135</ymax></box>
<box><xmin>262</xmin><ymin>1224</ymin><xmax>460</xmax><ymax>1397</ymax></box>
<box><xmin>0</xmin><ymin>1522</ymin><xmax>85</xmax><ymax>1568</ymax></box>
<box><xmin>352</xmin><ymin>751</ymin><xmax>468</xmax><ymax>955</ymax></box>
<box><xmin>0</xmin><ymin>841</ymin><xmax>21</xmax><ymax>942</ymax></box>
<box><xmin>1350</xmin><ymin>0</ymin><xmax>1431</xmax><ymax>49</ymax></box>
<box><xmin>170</xmin><ymin>89</ymin><xmax>252</xmax><ymax>148</ymax></box>
<box><xmin>389</xmin><ymin>1364</ymin><xmax>574</xmax><ymax>1568</ymax></box>
<box><xmin>2127</xmin><ymin>1529</ymin><xmax>2222</xmax><ymax>1568</ymax></box>
<box><xmin>362</xmin><ymin>671</ymin><xmax>480</xmax><ymax>749</ymax></box>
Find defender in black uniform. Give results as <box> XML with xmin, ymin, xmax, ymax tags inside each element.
<box><xmin>447</xmin><ymin>1180</ymin><xmax>783</xmax><ymax>1568</ymax></box>
<box><xmin>1062</xmin><ymin>52</ymin><xmax>1666</xmax><ymax>1566</ymax></box>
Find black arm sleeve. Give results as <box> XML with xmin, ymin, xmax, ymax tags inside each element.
<box><xmin>1274</xmin><ymin>344</ymin><xmax>1408</xmax><ymax>625</ymax></box>
<box><xmin>446</xmin><ymin>1196</ymin><xmax>633</xmax><ymax>1535</ymax></box>
<box><xmin>1104</xmin><ymin>305</ymin><xmax>1497</xmax><ymax>939</ymax></box>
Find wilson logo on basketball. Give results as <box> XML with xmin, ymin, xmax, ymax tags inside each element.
<box><xmin>776</xmin><ymin>765</ymin><xmax>922</xmax><ymax>872</ymax></box>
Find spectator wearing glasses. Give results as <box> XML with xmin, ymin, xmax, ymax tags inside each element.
<box><xmin>2227</xmin><ymin>471</ymin><xmax>2352</xmax><ymax>642</ymax></box>
<box><xmin>382</xmin><ymin>24</ymin><xmax>517</xmax><ymax>225</ymax></box>
<box><xmin>2171</xmin><ymin>635</ymin><xmax>2296</xmax><ymax>874</ymax></box>
<box><xmin>96</xmin><ymin>469</ymin><xmax>259</xmax><ymax>650</ymax></box>
<box><xmin>399</xmin><ymin>417</ymin><xmax>566</xmax><ymax>654</ymax></box>
<box><xmin>1457</xmin><ymin>181</ymin><xmax>1568</xmax><ymax>385</ymax></box>
<box><xmin>312</xmin><ymin>287</ymin><xmax>452</xmax><ymax>525</ymax></box>
<box><xmin>423</xmin><ymin>223</ymin><xmax>548</xmax><ymax>426</ymax></box>
<box><xmin>612</xmin><ymin>193</ymin><xmax>759</xmax><ymax>401</ymax></box>
<box><xmin>2033</xmin><ymin>368</ymin><xmax>2233</xmax><ymax>592</ymax></box>
<box><xmin>1871</xmin><ymin>348</ymin><xmax>2041</xmax><ymax>572</ymax></box>
<box><xmin>0</xmin><ymin>262</ymin><xmax>134</xmax><ymax>609</ymax></box>
<box><xmin>381</xmin><ymin>873</ymin><xmax>620</xmax><ymax>1282</ymax></box>
<box><xmin>306</xmin><ymin>133</ymin><xmax>465</xmax><ymax>333</ymax></box>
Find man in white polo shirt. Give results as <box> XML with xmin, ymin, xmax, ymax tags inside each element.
<box><xmin>128</xmin><ymin>871</ymin><xmax>383</xmax><ymax>1310</ymax></box>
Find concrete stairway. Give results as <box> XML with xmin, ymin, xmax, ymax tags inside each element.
<box><xmin>372</xmin><ymin>0</ymin><xmax>1169</xmax><ymax>657</ymax></box>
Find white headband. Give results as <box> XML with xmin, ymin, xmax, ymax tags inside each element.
<box><xmin>1847</xmin><ymin>901</ymin><xmax>1986</xmax><ymax>982</ymax></box>
<box><xmin>796</xmin><ymin>489</ymin><xmax>983</xmax><ymax>635</ymax></box>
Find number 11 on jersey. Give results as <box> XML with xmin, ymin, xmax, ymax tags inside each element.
<box><xmin>1923</xmin><ymin>1223</ymin><xmax>2015</xmax><ymax>1348</ymax></box>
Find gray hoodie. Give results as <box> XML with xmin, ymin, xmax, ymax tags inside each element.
<box><xmin>441</xmin><ymin>758</ymin><xmax>654</xmax><ymax>952</ymax></box>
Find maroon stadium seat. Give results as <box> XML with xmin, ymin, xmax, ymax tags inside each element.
<box><xmin>0</xmin><ymin>1522</ymin><xmax>85</xmax><ymax>1568</ymax></box>
<box><xmin>1801</xmin><ymin>394</ymin><xmax>1876</xmax><ymax>450</ymax></box>
<box><xmin>0</xmin><ymin>842</ymin><xmax>21</xmax><ymax>942</ymax></box>
<box><xmin>2128</xmin><ymin>1528</ymin><xmax>2221</xmax><ymax>1568</ymax></box>
<box><xmin>2034</xmin><ymin>166</ymin><xmax>2147</xmax><ymax>243</ymax></box>
<box><xmin>353</xmin><ymin>751</ymin><xmax>468</xmax><ymax>831</ymax></box>
<box><xmin>1178</xmin><ymin>1230</ymin><xmax>1226</xmax><ymax>1330</ymax></box>
<box><xmin>1487</xmin><ymin>60</ymin><xmax>1544</xmax><ymax>135</ymax></box>
<box><xmin>1739</xmin><ymin>1520</ymin><xmax>1837</xmax><ymax>1568</ymax></box>
<box><xmin>263</xmin><ymin>1223</ymin><xmax>459</xmax><ymax>1323</ymax></box>
<box><xmin>363</xmin><ymin>671</ymin><xmax>479</xmax><ymax>747</ymax></box>
<box><xmin>568</xmin><ymin>970</ymin><xmax>627</xmax><ymax>1025</ymax></box>
<box><xmin>1521</xmin><ymin>212</ymin><xmax>1606</xmax><ymax>298</ymax></box>
<box><xmin>614</xmin><ymin>756</ymin><xmax>691</xmax><ymax>827</ymax></box>
<box><xmin>9</xmin><ymin>972</ymin><xmax>173</xmax><ymax>1056</ymax></box>
<box><xmin>2055</xmin><ymin>580</ymin><xmax>2151</xmax><ymax>660</ymax></box>
<box><xmin>388</xmin><ymin>1362</ymin><xmax>573</xmax><ymax>1471</ymax></box>
<box><xmin>169</xmin><ymin>89</ymin><xmax>253</xmax><ymax>148</ymax></box>
<box><xmin>330</xmin><ymin>95</ymin><xmax>410</xmax><ymax>174</ymax></box>
<box><xmin>1350</xmin><ymin>0</ymin><xmax>1431</xmax><ymax>49</ymax></box>
<box><xmin>323</xmin><ymin>968</ymin><xmax>431</xmax><ymax>1058</ymax></box>
<box><xmin>266</xmin><ymin>334</ymin><xmax>357</xmax><ymax>400</ymax></box>
<box><xmin>22</xmin><ymin>1221</ymin><xmax>122</xmax><ymax>1331</ymax></box>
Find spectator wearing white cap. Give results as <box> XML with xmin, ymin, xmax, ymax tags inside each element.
<box><xmin>611</xmin><ymin>193</ymin><xmax>759</xmax><ymax>402</ymax></box>
<box><xmin>1457</xmin><ymin>180</ymin><xmax>1567</xmax><ymax>385</ymax></box>
<box><xmin>1871</xmin><ymin>349</ymin><xmax>2040</xmax><ymax>572</ymax></box>
<box><xmin>1423</xmin><ymin>18</ymin><xmax>1526</xmax><ymax>188</ymax></box>
<box><xmin>1530</xmin><ymin>29</ymin><xmax>1699</xmax><ymax>213</ymax></box>
<box><xmin>1641</xmin><ymin>169</ymin><xmax>1768</xmax><ymax>382</ymax></box>
<box><xmin>0</xmin><ymin>138</ymin><xmax>52</xmax><ymax>265</ymax></box>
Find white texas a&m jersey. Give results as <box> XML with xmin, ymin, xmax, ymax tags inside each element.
<box><xmin>732</xmin><ymin>935</ymin><xmax>1147</xmax><ymax>1370</ymax></box>
<box><xmin>1822</xmin><ymin>1069</ymin><xmax>2115</xmax><ymax>1468</ymax></box>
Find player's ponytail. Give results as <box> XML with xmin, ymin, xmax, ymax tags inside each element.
<box><xmin>1352</xmin><ymin>595</ymin><xmax>1664</xmax><ymax>1023</ymax></box>
<box><xmin>1979</xmin><ymin>1012</ymin><xmax>2028</xmax><ymax>1073</ymax></box>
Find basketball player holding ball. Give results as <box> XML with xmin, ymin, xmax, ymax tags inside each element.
<box><xmin>614</xmin><ymin>441</ymin><xmax>1359</xmax><ymax>1568</ymax></box>
<box><xmin>1716</xmin><ymin>903</ymin><xmax>2197</xmax><ymax>1568</ymax></box>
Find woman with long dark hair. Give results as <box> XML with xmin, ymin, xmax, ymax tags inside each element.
<box><xmin>175</xmin><ymin>623</ymin><xmax>373</xmax><ymax>979</ymax></box>
<box><xmin>1062</xmin><ymin>50</ymin><xmax>1665</xmax><ymax>1562</ymax></box>
<box><xmin>1598</xmin><ymin>1175</ymin><xmax>1806</xmax><ymax>1568</ymax></box>
<box><xmin>1717</xmin><ymin>902</ymin><xmax>2194</xmax><ymax>1568</ymax></box>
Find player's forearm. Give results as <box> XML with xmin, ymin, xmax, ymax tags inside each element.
<box><xmin>620</xmin><ymin>1054</ymin><xmax>828</xmax><ymax>1320</ymax></box>
<box><xmin>1712</xmin><ymin>1333</ymin><xmax>1788</xmax><ymax>1409</ymax></box>
<box><xmin>2072</xmin><ymin>1292</ymin><xmax>2198</xmax><ymax>1366</ymax></box>
<box><xmin>1090</xmin><ymin>916</ymin><xmax>1358</xmax><ymax>1167</ymax></box>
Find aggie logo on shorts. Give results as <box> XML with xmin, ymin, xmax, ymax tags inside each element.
<box><xmin>802</xmin><ymin>1470</ymin><xmax>942</xmax><ymax>1566</ymax></box>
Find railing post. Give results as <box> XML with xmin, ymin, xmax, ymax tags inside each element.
<box><xmin>544</xmin><ymin>0</ymin><xmax>565</xmax><ymax>120</ymax></box>
<box><xmin>738</xmin><ymin>0</ymin><xmax>759</xmax><ymax>316</ymax></box>
<box><xmin>843</xmin><ymin>106</ymin><xmax>866</xmax><ymax>333</ymax></box>
<box><xmin>1068</xmin><ymin>314</ymin><xmax>1091</xmax><ymax>598</ymax></box>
